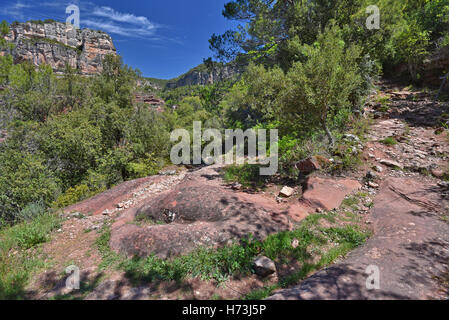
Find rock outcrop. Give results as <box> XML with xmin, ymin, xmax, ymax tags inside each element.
<box><xmin>1</xmin><ymin>21</ymin><xmax>116</xmax><ymax>74</ymax></box>
<box><xmin>165</xmin><ymin>63</ymin><xmax>241</xmax><ymax>88</ymax></box>
<box><xmin>268</xmin><ymin>178</ymin><xmax>449</xmax><ymax>300</ymax></box>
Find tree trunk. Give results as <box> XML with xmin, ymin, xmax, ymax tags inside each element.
<box><xmin>323</xmin><ymin>123</ymin><xmax>335</xmax><ymax>147</ymax></box>
<box><xmin>321</xmin><ymin>108</ymin><xmax>334</xmax><ymax>147</ymax></box>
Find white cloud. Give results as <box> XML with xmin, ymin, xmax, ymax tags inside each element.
<box><xmin>0</xmin><ymin>1</ymin><xmax>172</xmax><ymax>41</ymax></box>
<box><xmin>83</xmin><ymin>19</ymin><xmax>160</xmax><ymax>38</ymax></box>
<box><xmin>87</xmin><ymin>6</ymin><xmax>160</xmax><ymax>38</ymax></box>
<box><xmin>92</xmin><ymin>6</ymin><xmax>157</xmax><ymax>29</ymax></box>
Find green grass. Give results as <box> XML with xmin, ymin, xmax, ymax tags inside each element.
<box><xmin>381</xmin><ymin>137</ymin><xmax>398</xmax><ymax>146</ymax></box>
<box><xmin>95</xmin><ymin>224</ymin><xmax>123</xmax><ymax>271</ymax></box>
<box><xmin>243</xmin><ymin>224</ymin><xmax>368</xmax><ymax>299</ymax></box>
<box><xmin>120</xmin><ymin>212</ymin><xmax>370</xmax><ymax>298</ymax></box>
<box><xmin>342</xmin><ymin>196</ymin><xmax>359</xmax><ymax>208</ymax></box>
<box><xmin>0</xmin><ymin>213</ymin><xmax>61</xmax><ymax>299</ymax></box>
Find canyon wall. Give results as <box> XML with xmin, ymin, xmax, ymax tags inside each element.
<box><xmin>1</xmin><ymin>21</ymin><xmax>116</xmax><ymax>74</ymax></box>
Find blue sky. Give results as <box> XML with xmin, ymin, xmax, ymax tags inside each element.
<box><xmin>0</xmin><ymin>0</ymin><xmax>238</xmax><ymax>79</ymax></box>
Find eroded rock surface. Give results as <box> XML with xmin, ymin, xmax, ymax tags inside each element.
<box><xmin>301</xmin><ymin>177</ymin><xmax>362</xmax><ymax>211</ymax></box>
<box><xmin>268</xmin><ymin>178</ymin><xmax>449</xmax><ymax>300</ymax></box>
<box><xmin>2</xmin><ymin>21</ymin><xmax>116</xmax><ymax>74</ymax></box>
<box><xmin>110</xmin><ymin>176</ymin><xmax>294</xmax><ymax>258</ymax></box>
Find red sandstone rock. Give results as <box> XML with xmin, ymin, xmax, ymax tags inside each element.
<box><xmin>301</xmin><ymin>177</ymin><xmax>361</xmax><ymax>211</ymax></box>
<box><xmin>295</xmin><ymin>156</ymin><xmax>328</xmax><ymax>174</ymax></box>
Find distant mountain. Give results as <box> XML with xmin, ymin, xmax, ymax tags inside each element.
<box><xmin>161</xmin><ymin>63</ymin><xmax>242</xmax><ymax>89</ymax></box>
<box><xmin>1</xmin><ymin>20</ymin><xmax>116</xmax><ymax>74</ymax></box>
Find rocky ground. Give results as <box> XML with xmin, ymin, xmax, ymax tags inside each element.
<box><xmin>268</xmin><ymin>83</ymin><xmax>449</xmax><ymax>300</ymax></box>
<box><xmin>25</xmin><ymin>82</ymin><xmax>449</xmax><ymax>300</ymax></box>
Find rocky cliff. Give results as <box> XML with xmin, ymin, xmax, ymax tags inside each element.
<box><xmin>165</xmin><ymin>63</ymin><xmax>241</xmax><ymax>88</ymax></box>
<box><xmin>1</xmin><ymin>21</ymin><xmax>116</xmax><ymax>74</ymax></box>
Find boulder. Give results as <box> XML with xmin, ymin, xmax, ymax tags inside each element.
<box><xmin>380</xmin><ymin>159</ymin><xmax>404</xmax><ymax>170</ymax></box>
<box><xmin>110</xmin><ymin>178</ymin><xmax>292</xmax><ymax>258</ymax></box>
<box><xmin>279</xmin><ymin>186</ymin><xmax>294</xmax><ymax>198</ymax></box>
<box><xmin>431</xmin><ymin>168</ymin><xmax>444</xmax><ymax>178</ymax></box>
<box><xmin>253</xmin><ymin>256</ymin><xmax>277</xmax><ymax>277</ymax></box>
<box><xmin>295</xmin><ymin>156</ymin><xmax>329</xmax><ymax>174</ymax></box>
<box><xmin>301</xmin><ymin>177</ymin><xmax>361</xmax><ymax>211</ymax></box>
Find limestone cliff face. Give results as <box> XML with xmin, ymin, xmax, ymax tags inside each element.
<box><xmin>2</xmin><ymin>21</ymin><xmax>116</xmax><ymax>74</ymax></box>
<box><xmin>166</xmin><ymin>64</ymin><xmax>240</xmax><ymax>88</ymax></box>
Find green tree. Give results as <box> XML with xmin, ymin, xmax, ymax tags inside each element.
<box><xmin>278</xmin><ymin>25</ymin><xmax>362</xmax><ymax>146</ymax></box>
<box><xmin>0</xmin><ymin>149</ymin><xmax>60</xmax><ymax>223</ymax></box>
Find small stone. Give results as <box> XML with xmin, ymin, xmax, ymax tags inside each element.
<box><xmin>231</xmin><ymin>182</ymin><xmax>242</xmax><ymax>190</ymax></box>
<box><xmin>373</xmin><ymin>165</ymin><xmax>383</xmax><ymax>173</ymax></box>
<box><xmin>295</xmin><ymin>156</ymin><xmax>330</xmax><ymax>174</ymax></box>
<box><xmin>315</xmin><ymin>208</ymin><xmax>324</xmax><ymax>213</ymax></box>
<box><xmin>253</xmin><ymin>256</ymin><xmax>277</xmax><ymax>277</ymax></box>
<box><xmin>431</xmin><ymin>168</ymin><xmax>444</xmax><ymax>178</ymax></box>
<box><xmin>380</xmin><ymin>159</ymin><xmax>404</xmax><ymax>170</ymax></box>
<box><xmin>291</xmin><ymin>239</ymin><xmax>299</xmax><ymax>249</ymax></box>
<box><xmin>368</xmin><ymin>182</ymin><xmax>379</xmax><ymax>189</ymax></box>
<box><xmin>343</xmin><ymin>134</ymin><xmax>361</xmax><ymax>143</ymax></box>
<box><xmin>279</xmin><ymin>186</ymin><xmax>294</xmax><ymax>198</ymax></box>
<box><xmin>102</xmin><ymin>209</ymin><xmax>111</xmax><ymax>216</ymax></box>
<box><xmin>366</xmin><ymin>171</ymin><xmax>377</xmax><ymax>180</ymax></box>
<box><xmin>438</xmin><ymin>181</ymin><xmax>449</xmax><ymax>188</ymax></box>
<box><xmin>276</xmin><ymin>196</ymin><xmax>284</xmax><ymax>203</ymax></box>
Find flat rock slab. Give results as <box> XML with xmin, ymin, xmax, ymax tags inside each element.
<box><xmin>64</xmin><ymin>175</ymin><xmax>166</xmax><ymax>216</ymax></box>
<box><xmin>268</xmin><ymin>178</ymin><xmax>449</xmax><ymax>300</ymax></box>
<box><xmin>301</xmin><ymin>177</ymin><xmax>362</xmax><ymax>211</ymax></box>
<box><xmin>110</xmin><ymin>173</ymin><xmax>363</xmax><ymax>259</ymax></box>
<box><xmin>110</xmin><ymin>177</ymin><xmax>294</xmax><ymax>259</ymax></box>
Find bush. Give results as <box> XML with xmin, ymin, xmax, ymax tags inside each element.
<box><xmin>126</xmin><ymin>153</ymin><xmax>163</xmax><ymax>179</ymax></box>
<box><xmin>0</xmin><ymin>212</ymin><xmax>61</xmax><ymax>299</ymax></box>
<box><xmin>15</xmin><ymin>202</ymin><xmax>46</xmax><ymax>222</ymax></box>
<box><xmin>53</xmin><ymin>184</ymin><xmax>91</xmax><ymax>208</ymax></box>
<box><xmin>223</xmin><ymin>164</ymin><xmax>266</xmax><ymax>188</ymax></box>
<box><xmin>0</xmin><ymin>149</ymin><xmax>60</xmax><ymax>224</ymax></box>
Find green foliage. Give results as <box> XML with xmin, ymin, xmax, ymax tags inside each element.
<box><xmin>381</xmin><ymin>137</ymin><xmax>398</xmax><ymax>146</ymax></box>
<box><xmin>0</xmin><ymin>52</ymin><xmax>174</xmax><ymax>224</ymax></box>
<box><xmin>95</xmin><ymin>224</ymin><xmax>122</xmax><ymax>271</ymax></box>
<box><xmin>126</xmin><ymin>153</ymin><xmax>162</xmax><ymax>180</ymax></box>
<box><xmin>5</xmin><ymin>213</ymin><xmax>61</xmax><ymax>250</ymax></box>
<box><xmin>54</xmin><ymin>184</ymin><xmax>96</xmax><ymax>208</ymax></box>
<box><xmin>0</xmin><ymin>212</ymin><xmax>61</xmax><ymax>299</ymax></box>
<box><xmin>392</xmin><ymin>18</ymin><xmax>430</xmax><ymax>81</ymax></box>
<box><xmin>223</xmin><ymin>163</ymin><xmax>266</xmax><ymax>188</ymax></box>
<box><xmin>220</xmin><ymin>63</ymin><xmax>285</xmax><ymax>129</ymax></box>
<box><xmin>0</xmin><ymin>148</ymin><xmax>60</xmax><ymax>224</ymax></box>
<box><xmin>278</xmin><ymin>25</ymin><xmax>363</xmax><ymax>146</ymax></box>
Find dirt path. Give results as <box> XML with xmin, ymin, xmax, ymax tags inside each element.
<box><xmin>268</xmin><ymin>83</ymin><xmax>449</xmax><ymax>300</ymax></box>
